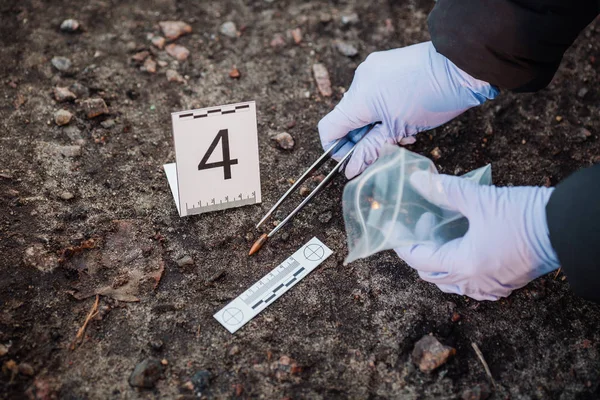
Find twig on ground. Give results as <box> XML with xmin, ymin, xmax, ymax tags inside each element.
<box><xmin>70</xmin><ymin>295</ymin><xmax>100</xmax><ymax>350</ymax></box>
<box><xmin>471</xmin><ymin>342</ymin><xmax>497</xmax><ymax>388</ymax></box>
<box><xmin>554</xmin><ymin>267</ymin><xmax>562</xmax><ymax>280</ymax></box>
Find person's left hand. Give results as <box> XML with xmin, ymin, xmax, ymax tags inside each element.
<box><xmin>394</xmin><ymin>171</ymin><xmax>560</xmax><ymax>301</ymax></box>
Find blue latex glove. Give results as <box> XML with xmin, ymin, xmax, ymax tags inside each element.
<box><xmin>318</xmin><ymin>41</ymin><xmax>499</xmax><ymax>179</ymax></box>
<box><xmin>395</xmin><ymin>171</ymin><xmax>561</xmax><ymax>301</ymax></box>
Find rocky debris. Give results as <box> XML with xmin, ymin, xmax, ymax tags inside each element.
<box><xmin>165</xmin><ymin>44</ymin><xmax>190</xmax><ymax>61</ymax></box>
<box><xmin>58</xmin><ymin>145</ymin><xmax>82</xmax><ymax>157</ymax></box>
<box><xmin>60</xmin><ymin>19</ymin><xmax>80</xmax><ymax>32</ymax></box>
<box><xmin>0</xmin><ymin>344</ymin><xmax>7</xmax><ymax>356</ymax></box>
<box><xmin>81</xmin><ymin>98</ymin><xmax>108</xmax><ymax>118</ymax></box>
<box><xmin>149</xmin><ymin>340</ymin><xmax>163</xmax><ymax>351</ymax></box>
<box><xmin>51</xmin><ymin>56</ymin><xmax>72</xmax><ymax>72</ymax></box>
<box><xmin>53</xmin><ymin>87</ymin><xmax>77</xmax><ymax>102</ymax></box>
<box><xmin>23</xmin><ymin>244</ymin><xmax>59</xmax><ymax>273</ymax></box>
<box><xmin>270</xmin><ymin>34</ymin><xmax>286</xmax><ymax>48</ymax></box>
<box><xmin>229</xmin><ymin>345</ymin><xmax>240</xmax><ymax>356</ymax></box>
<box><xmin>576</xmin><ymin>127</ymin><xmax>592</xmax><ymax>141</ymax></box>
<box><xmin>229</xmin><ymin>67</ymin><xmax>240</xmax><ymax>79</ymax></box>
<box><xmin>451</xmin><ymin>312</ymin><xmax>461</xmax><ymax>322</ymax></box>
<box><xmin>159</xmin><ymin>21</ymin><xmax>192</xmax><ymax>40</ymax></box>
<box><xmin>176</xmin><ymin>255</ymin><xmax>194</xmax><ymax>267</ymax></box>
<box><xmin>270</xmin><ymin>355</ymin><xmax>301</xmax><ymax>381</ymax></box>
<box><xmin>160</xmin><ymin>359</ymin><xmax>168</xmax><ymax>366</ymax></box>
<box><xmin>166</xmin><ymin>69</ymin><xmax>185</xmax><ymax>83</ymax></box>
<box><xmin>131</xmin><ymin>50</ymin><xmax>149</xmax><ymax>63</ymax></box>
<box><xmin>191</xmin><ymin>370</ymin><xmax>211</xmax><ymax>393</ymax></box>
<box><xmin>54</xmin><ymin>109</ymin><xmax>73</xmax><ymax>126</ymax></box>
<box><xmin>24</xmin><ymin>377</ymin><xmax>61</xmax><ymax>399</ymax></box>
<box><xmin>220</xmin><ymin>21</ymin><xmax>238</xmax><ymax>38</ymax></box>
<box><xmin>59</xmin><ymin>191</ymin><xmax>75</xmax><ymax>200</ymax></box>
<box><xmin>151</xmin><ymin>36</ymin><xmax>166</xmax><ymax>49</ymax></box>
<box><xmin>335</xmin><ymin>40</ymin><xmax>358</xmax><ymax>57</ymax></box>
<box><xmin>299</xmin><ymin>186</ymin><xmax>310</xmax><ymax>197</ymax></box>
<box><xmin>319</xmin><ymin>211</ymin><xmax>333</xmax><ymax>224</ymax></box>
<box><xmin>461</xmin><ymin>383</ymin><xmax>491</xmax><ymax>400</ymax></box>
<box><xmin>577</xmin><ymin>87</ymin><xmax>589</xmax><ymax>98</ymax></box>
<box><xmin>100</xmin><ymin>119</ymin><xmax>115</xmax><ymax>129</ymax></box>
<box><xmin>411</xmin><ymin>335</ymin><xmax>456</xmax><ymax>373</ymax></box>
<box><xmin>341</xmin><ymin>12</ymin><xmax>360</xmax><ymax>25</ymax></box>
<box><xmin>289</xmin><ymin>28</ymin><xmax>302</xmax><ymax>44</ymax></box>
<box><xmin>141</xmin><ymin>58</ymin><xmax>157</xmax><ymax>73</ymax></box>
<box><xmin>128</xmin><ymin>358</ymin><xmax>163</xmax><ymax>388</ymax></box>
<box><xmin>69</xmin><ymin>82</ymin><xmax>89</xmax><ymax>97</ymax></box>
<box><xmin>430</xmin><ymin>147</ymin><xmax>442</xmax><ymax>160</ymax></box>
<box><xmin>273</xmin><ymin>132</ymin><xmax>294</xmax><ymax>150</ymax></box>
<box><xmin>19</xmin><ymin>363</ymin><xmax>34</xmax><ymax>376</ymax></box>
<box><xmin>313</xmin><ymin>63</ymin><xmax>332</xmax><ymax>97</ymax></box>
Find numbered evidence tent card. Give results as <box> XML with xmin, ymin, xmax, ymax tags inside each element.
<box><xmin>163</xmin><ymin>101</ymin><xmax>262</xmax><ymax>217</ymax></box>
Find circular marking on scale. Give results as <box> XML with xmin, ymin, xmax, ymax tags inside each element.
<box><xmin>303</xmin><ymin>244</ymin><xmax>325</xmax><ymax>261</ymax></box>
<box><xmin>222</xmin><ymin>307</ymin><xmax>244</xmax><ymax>325</ymax></box>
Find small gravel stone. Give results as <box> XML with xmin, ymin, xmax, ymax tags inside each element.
<box><xmin>191</xmin><ymin>370</ymin><xmax>211</xmax><ymax>393</ymax></box>
<box><xmin>319</xmin><ymin>211</ymin><xmax>333</xmax><ymax>224</ymax></box>
<box><xmin>60</xmin><ymin>19</ymin><xmax>81</xmax><ymax>32</ymax></box>
<box><xmin>51</xmin><ymin>56</ymin><xmax>72</xmax><ymax>72</ymax></box>
<box><xmin>270</xmin><ymin>34</ymin><xmax>286</xmax><ymax>48</ymax></box>
<box><xmin>59</xmin><ymin>145</ymin><xmax>81</xmax><ymax>157</ymax></box>
<box><xmin>577</xmin><ymin>127</ymin><xmax>592</xmax><ymax>140</ymax></box>
<box><xmin>289</xmin><ymin>28</ymin><xmax>302</xmax><ymax>44</ymax></box>
<box><xmin>101</xmin><ymin>119</ymin><xmax>116</xmax><ymax>129</ymax></box>
<box><xmin>165</xmin><ymin>44</ymin><xmax>190</xmax><ymax>61</ymax></box>
<box><xmin>335</xmin><ymin>41</ymin><xmax>358</xmax><ymax>57</ymax></box>
<box><xmin>430</xmin><ymin>147</ymin><xmax>442</xmax><ymax>160</ymax></box>
<box><xmin>229</xmin><ymin>345</ymin><xmax>240</xmax><ymax>356</ymax></box>
<box><xmin>23</xmin><ymin>244</ymin><xmax>59</xmax><ymax>273</ymax></box>
<box><xmin>151</xmin><ymin>36</ymin><xmax>166</xmax><ymax>49</ymax></box>
<box><xmin>131</xmin><ymin>50</ymin><xmax>149</xmax><ymax>63</ymax></box>
<box><xmin>220</xmin><ymin>21</ymin><xmax>238</xmax><ymax>38</ymax></box>
<box><xmin>411</xmin><ymin>335</ymin><xmax>456</xmax><ymax>373</ymax></box>
<box><xmin>0</xmin><ymin>344</ymin><xmax>7</xmax><ymax>356</ymax></box>
<box><xmin>461</xmin><ymin>383</ymin><xmax>491</xmax><ymax>400</ymax></box>
<box><xmin>166</xmin><ymin>69</ymin><xmax>184</xmax><ymax>83</ymax></box>
<box><xmin>69</xmin><ymin>82</ymin><xmax>89</xmax><ymax>97</ymax></box>
<box><xmin>82</xmin><ymin>98</ymin><xmax>109</xmax><ymax>118</ymax></box>
<box><xmin>176</xmin><ymin>255</ymin><xmax>194</xmax><ymax>267</ymax></box>
<box><xmin>60</xmin><ymin>191</ymin><xmax>75</xmax><ymax>200</ymax></box>
<box><xmin>149</xmin><ymin>340</ymin><xmax>164</xmax><ymax>351</ymax></box>
<box><xmin>142</xmin><ymin>58</ymin><xmax>157</xmax><ymax>73</ymax></box>
<box><xmin>273</xmin><ymin>132</ymin><xmax>295</xmax><ymax>150</ymax></box>
<box><xmin>229</xmin><ymin>67</ymin><xmax>241</xmax><ymax>79</ymax></box>
<box><xmin>54</xmin><ymin>109</ymin><xmax>73</xmax><ymax>126</ymax></box>
<box><xmin>53</xmin><ymin>87</ymin><xmax>77</xmax><ymax>102</ymax></box>
<box><xmin>128</xmin><ymin>358</ymin><xmax>163</xmax><ymax>388</ymax></box>
<box><xmin>313</xmin><ymin>63</ymin><xmax>332</xmax><ymax>97</ymax></box>
<box><xmin>341</xmin><ymin>13</ymin><xmax>359</xmax><ymax>25</ymax></box>
<box><xmin>299</xmin><ymin>186</ymin><xmax>310</xmax><ymax>196</ymax></box>
<box><xmin>19</xmin><ymin>363</ymin><xmax>34</xmax><ymax>376</ymax></box>
<box><xmin>159</xmin><ymin>21</ymin><xmax>192</xmax><ymax>40</ymax></box>
<box><xmin>577</xmin><ymin>87</ymin><xmax>589</xmax><ymax>98</ymax></box>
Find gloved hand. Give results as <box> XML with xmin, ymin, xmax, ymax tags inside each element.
<box><xmin>318</xmin><ymin>41</ymin><xmax>499</xmax><ymax>179</ymax></box>
<box><xmin>394</xmin><ymin>171</ymin><xmax>560</xmax><ymax>301</ymax></box>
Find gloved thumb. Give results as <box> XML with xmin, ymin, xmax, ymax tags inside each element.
<box><xmin>343</xmin><ymin>124</ymin><xmax>397</xmax><ymax>179</ymax></box>
<box><xmin>409</xmin><ymin>171</ymin><xmax>480</xmax><ymax>216</ymax></box>
<box><xmin>394</xmin><ymin>238</ymin><xmax>461</xmax><ymax>274</ymax></box>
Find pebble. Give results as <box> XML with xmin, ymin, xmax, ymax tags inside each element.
<box><xmin>430</xmin><ymin>147</ymin><xmax>442</xmax><ymax>160</ymax></box>
<box><xmin>166</xmin><ymin>69</ymin><xmax>185</xmax><ymax>83</ymax></box>
<box><xmin>53</xmin><ymin>87</ymin><xmax>77</xmax><ymax>102</ymax></box>
<box><xmin>313</xmin><ymin>63</ymin><xmax>332</xmax><ymax>97</ymax></box>
<box><xmin>577</xmin><ymin>87</ymin><xmax>589</xmax><ymax>98</ymax></box>
<box><xmin>270</xmin><ymin>34</ymin><xmax>286</xmax><ymax>48</ymax></box>
<box><xmin>578</xmin><ymin>127</ymin><xmax>592</xmax><ymax>140</ymax></box>
<box><xmin>59</xmin><ymin>145</ymin><xmax>81</xmax><ymax>157</ymax></box>
<box><xmin>82</xmin><ymin>98</ymin><xmax>109</xmax><ymax>118</ymax></box>
<box><xmin>229</xmin><ymin>67</ymin><xmax>241</xmax><ymax>79</ymax></box>
<box><xmin>335</xmin><ymin>41</ymin><xmax>358</xmax><ymax>57</ymax></box>
<box><xmin>451</xmin><ymin>312</ymin><xmax>461</xmax><ymax>322</ymax></box>
<box><xmin>0</xmin><ymin>344</ymin><xmax>8</xmax><ymax>356</ymax></box>
<box><xmin>131</xmin><ymin>50</ymin><xmax>149</xmax><ymax>63</ymax></box>
<box><xmin>341</xmin><ymin>13</ymin><xmax>359</xmax><ymax>25</ymax></box>
<box><xmin>69</xmin><ymin>82</ymin><xmax>89</xmax><ymax>97</ymax></box>
<box><xmin>23</xmin><ymin>244</ymin><xmax>59</xmax><ymax>273</ymax></box>
<box><xmin>54</xmin><ymin>109</ymin><xmax>73</xmax><ymax>126</ymax></box>
<box><xmin>220</xmin><ymin>21</ymin><xmax>238</xmax><ymax>38</ymax></box>
<box><xmin>165</xmin><ymin>44</ymin><xmax>190</xmax><ymax>61</ymax></box>
<box><xmin>60</xmin><ymin>19</ymin><xmax>81</xmax><ymax>32</ymax></box>
<box><xmin>411</xmin><ymin>335</ymin><xmax>456</xmax><ymax>373</ymax></box>
<box><xmin>160</xmin><ymin>359</ymin><xmax>168</xmax><ymax>366</ymax></box>
<box><xmin>229</xmin><ymin>345</ymin><xmax>240</xmax><ymax>356</ymax></box>
<box><xmin>151</xmin><ymin>36</ymin><xmax>166</xmax><ymax>49</ymax></box>
<box><xmin>176</xmin><ymin>255</ymin><xmax>194</xmax><ymax>267</ymax></box>
<box><xmin>461</xmin><ymin>383</ymin><xmax>491</xmax><ymax>400</ymax></box>
<box><xmin>299</xmin><ymin>186</ymin><xmax>310</xmax><ymax>196</ymax></box>
<box><xmin>191</xmin><ymin>370</ymin><xmax>211</xmax><ymax>393</ymax></box>
<box><xmin>101</xmin><ymin>119</ymin><xmax>116</xmax><ymax>129</ymax></box>
<box><xmin>149</xmin><ymin>340</ymin><xmax>164</xmax><ymax>351</ymax></box>
<box><xmin>289</xmin><ymin>28</ymin><xmax>302</xmax><ymax>44</ymax></box>
<box><xmin>60</xmin><ymin>191</ymin><xmax>75</xmax><ymax>200</ymax></box>
<box><xmin>159</xmin><ymin>21</ymin><xmax>192</xmax><ymax>40</ymax></box>
<box><xmin>51</xmin><ymin>56</ymin><xmax>72</xmax><ymax>72</ymax></box>
<box><xmin>128</xmin><ymin>358</ymin><xmax>163</xmax><ymax>388</ymax></box>
<box><xmin>18</xmin><ymin>363</ymin><xmax>34</xmax><ymax>376</ymax></box>
<box><xmin>319</xmin><ymin>211</ymin><xmax>333</xmax><ymax>224</ymax></box>
<box><xmin>273</xmin><ymin>132</ymin><xmax>294</xmax><ymax>150</ymax></box>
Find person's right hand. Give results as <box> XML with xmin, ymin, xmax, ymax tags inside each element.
<box><xmin>318</xmin><ymin>41</ymin><xmax>499</xmax><ymax>179</ymax></box>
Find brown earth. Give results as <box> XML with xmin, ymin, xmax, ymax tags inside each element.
<box><xmin>1</xmin><ymin>0</ymin><xmax>600</xmax><ymax>399</ymax></box>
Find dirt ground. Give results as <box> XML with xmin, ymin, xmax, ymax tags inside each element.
<box><xmin>1</xmin><ymin>0</ymin><xmax>600</xmax><ymax>398</ymax></box>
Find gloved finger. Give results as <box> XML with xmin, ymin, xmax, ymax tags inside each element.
<box><xmin>343</xmin><ymin>124</ymin><xmax>397</xmax><ymax>179</ymax></box>
<box><xmin>394</xmin><ymin>237</ymin><xmax>462</xmax><ymax>274</ymax></box>
<box><xmin>330</xmin><ymin>125</ymin><xmax>377</xmax><ymax>161</ymax></box>
<box><xmin>409</xmin><ymin>171</ymin><xmax>481</xmax><ymax>216</ymax></box>
<box><xmin>330</xmin><ymin>141</ymin><xmax>354</xmax><ymax>162</ymax></box>
<box><xmin>414</xmin><ymin>211</ymin><xmax>438</xmax><ymax>241</ymax></box>
<box><xmin>318</xmin><ymin>94</ymin><xmax>372</xmax><ymax>150</ymax></box>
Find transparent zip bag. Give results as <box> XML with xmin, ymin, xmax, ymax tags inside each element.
<box><xmin>343</xmin><ymin>145</ymin><xmax>491</xmax><ymax>264</ymax></box>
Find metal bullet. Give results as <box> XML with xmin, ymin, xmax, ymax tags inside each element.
<box><xmin>248</xmin><ymin>233</ymin><xmax>268</xmax><ymax>256</ymax></box>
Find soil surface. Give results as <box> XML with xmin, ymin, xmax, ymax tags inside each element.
<box><xmin>1</xmin><ymin>0</ymin><xmax>600</xmax><ymax>399</ymax></box>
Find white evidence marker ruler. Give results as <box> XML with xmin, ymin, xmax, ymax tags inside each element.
<box><xmin>214</xmin><ymin>237</ymin><xmax>333</xmax><ymax>334</ymax></box>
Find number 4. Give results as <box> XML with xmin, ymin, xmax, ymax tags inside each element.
<box><xmin>198</xmin><ymin>129</ymin><xmax>239</xmax><ymax>180</ymax></box>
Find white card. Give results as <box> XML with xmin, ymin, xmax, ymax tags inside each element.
<box><xmin>164</xmin><ymin>101</ymin><xmax>262</xmax><ymax>217</ymax></box>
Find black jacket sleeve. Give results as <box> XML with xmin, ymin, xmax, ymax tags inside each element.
<box><xmin>428</xmin><ymin>0</ymin><xmax>599</xmax><ymax>92</ymax></box>
<box><xmin>546</xmin><ymin>165</ymin><xmax>600</xmax><ymax>303</ymax></box>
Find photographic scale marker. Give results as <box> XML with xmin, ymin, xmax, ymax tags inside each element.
<box><xmin>214</xmin><ymin>237</ymin><xmax>333</xmax><ymax>334</ymax></box>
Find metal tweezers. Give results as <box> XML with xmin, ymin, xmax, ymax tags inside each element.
<box><xmin>249</xmin><ymin>123</ymin><xmax>379</xmax><ymax>255</ymax></box>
